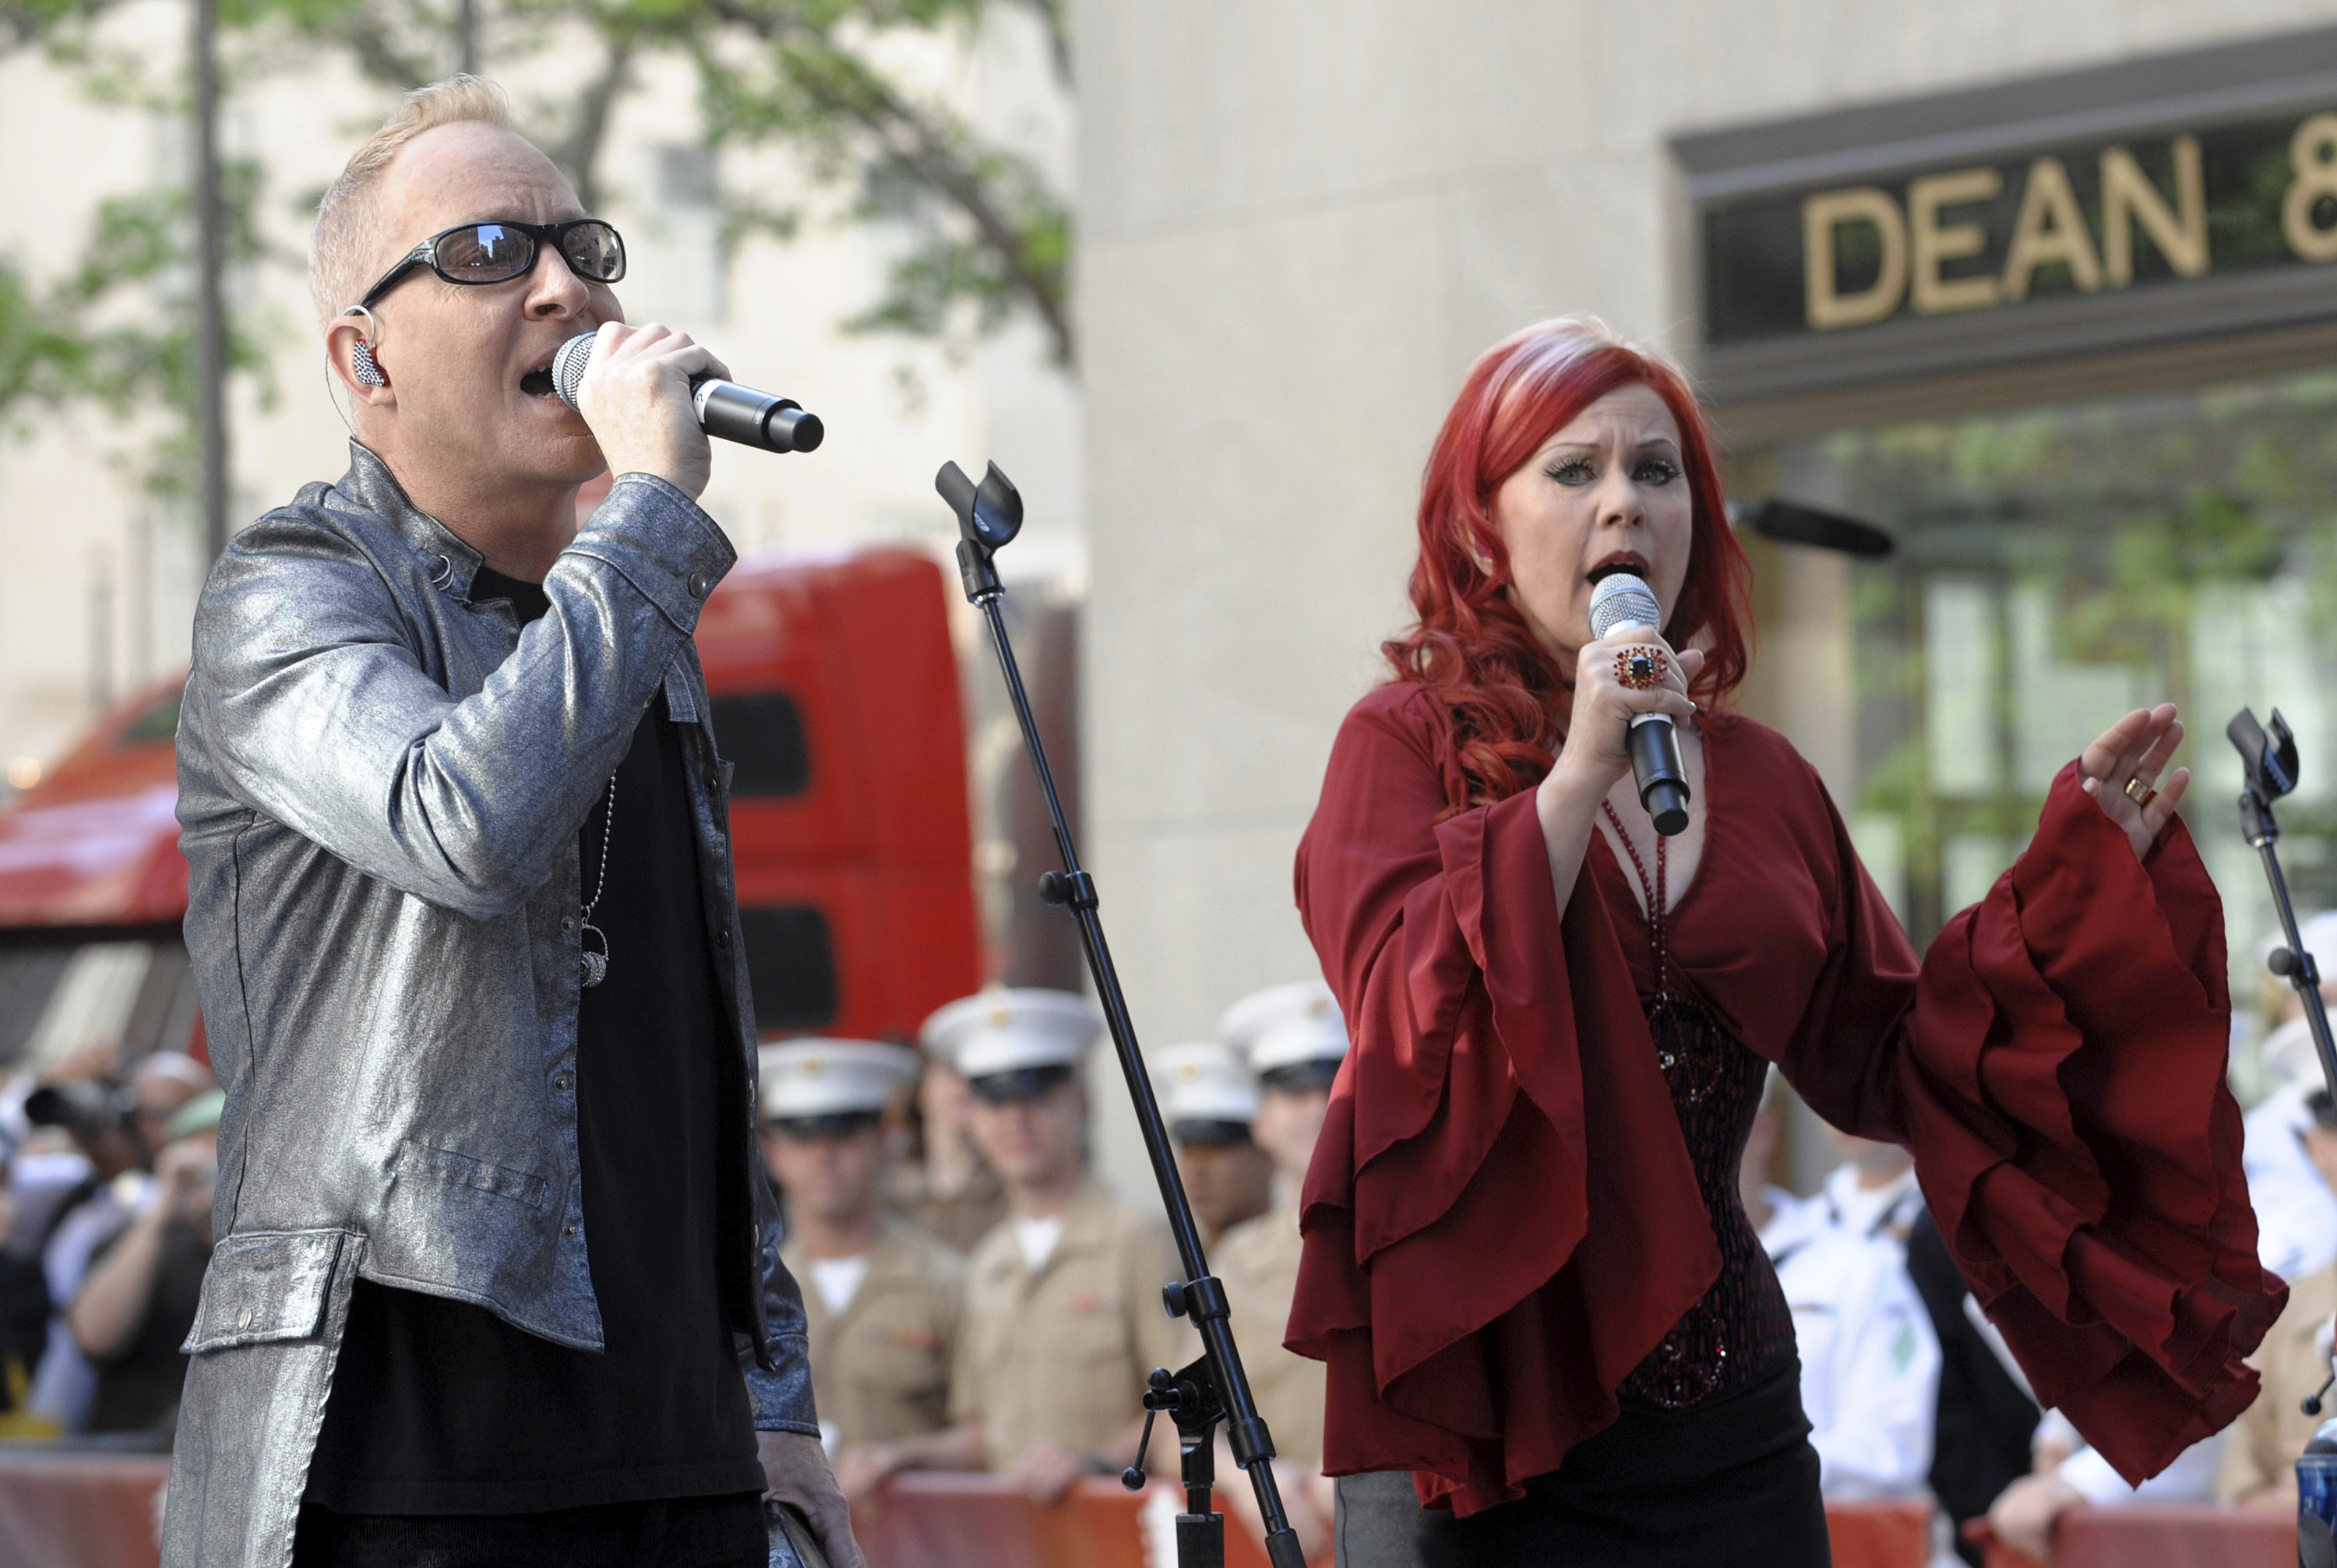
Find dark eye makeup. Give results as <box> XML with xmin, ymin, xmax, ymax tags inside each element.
<box><xmin>1544</xmin><ymin>452</ymin><xmax>1683</xmax><ymax>486</ymax></box>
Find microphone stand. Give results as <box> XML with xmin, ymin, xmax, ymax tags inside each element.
<box><xmin>2234</xmin><ymin>710</ymin><xmax>2337</xmax><ymax>1561</ymax></box>
<box><xmin>936</xmin><ymin>461</ymin><xmax>1309</xmax><ymax>1568</ymax></box>
<box><xmin>2230</xmin><ymin>708</ymin><xmax>2337</xmax><ymax>1103</ymax></box>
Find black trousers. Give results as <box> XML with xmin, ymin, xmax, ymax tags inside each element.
<box><xmin>290</xmin><ymin>1492</ymin><xmax>768</xmax><ymax>1568</ymax></box>
<box><xmin>1332</xmin><ymin>1361</ymin><xmax>1831</xmax><ymax>1568</ymax></box>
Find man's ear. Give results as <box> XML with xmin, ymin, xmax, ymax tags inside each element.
<box><xmin>326</xmin><ymin>310</ymin><xmax>395</xmax><ymax>405</ymax></box>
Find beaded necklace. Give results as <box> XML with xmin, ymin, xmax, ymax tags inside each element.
<box><xmin>1600</xmin><ymin>797</ymin><xmax>1671</xmax><ymax>1001</ymax></box>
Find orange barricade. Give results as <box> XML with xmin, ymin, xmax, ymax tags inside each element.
<box><xmin>858</xmin><ymin>1473</ymin><xmax>1338</xmax><ymax>1568</ymax></box>
<box><xmin>0</xmin><ymin>1448</ymin><xmax>169</xmax><ymax>1568</ymax></box>
<box><xmin>857</xmin><ymin>1472</ymin><xmax>1934</xmax><ymax>1568</ymax></box>
<box><xmin>0</xmin><ymin>1456</ymin><xmax>2278</xmax><ymax>1568</ymax></box>
<box><xmin>1968</xmin><ymin>1502</ymin><xmax>2293</xmax><ymax>1568</ymax></box>
<box><xmin>859</xmin><ymin>1475</ymin><xmax>1150</xmax><ymax>1568</ymax></box>
<box><xmin>1824</xmin><ymin>1498</ymin><xmax>1932</xmax><ymax>1568</ymax></box>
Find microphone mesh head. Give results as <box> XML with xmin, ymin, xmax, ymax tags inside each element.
<box><xmin>1588</xmin><ymin>571</ymin><xmax>1663</xmax><ymax>640</ymax></box>
<box><xmin>551</xmin><ymin>331</ymin><xmax>597</xmax><ymax>411</ymax></box>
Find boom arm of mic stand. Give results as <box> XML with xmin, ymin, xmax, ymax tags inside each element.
<box><xmin>937</xmin><ymin>463</ymin><xmax>1309</xmax><ymax>1568</ymax></box>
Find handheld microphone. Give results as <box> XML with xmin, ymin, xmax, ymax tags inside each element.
<box><xmin>551</xmin><ymin>330</ymin><xmax>823</xmax><ymax>455</ymax></box>
<box><xmin>1588</xmin><ymin>569</ymin><xmax>1691</xmax><ymax>837</ymax></box>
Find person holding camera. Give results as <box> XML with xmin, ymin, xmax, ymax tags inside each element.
<box><xmin>19</xmin><ymin>1052</ymin><xmax>213</xmax><ymax>1433</ymax></box>
<box><xmin>69</xmin><ymin>1090</ymin><xmax>224</xmax><ymax>1438</ymax></box>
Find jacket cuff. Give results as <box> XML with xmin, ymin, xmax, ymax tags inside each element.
<box><xmin>743</xmin><ymin>1334</ymin><xmax>820</xmax><ymax>1434</ymax></box>
<box><xmin>567</xmin><ymin>473</ymin><xmax>738</xmax><ymax>635</ymax></box>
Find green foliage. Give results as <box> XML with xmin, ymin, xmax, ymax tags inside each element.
<box><xmin>1825</xmin><ymin>370</ymin><xmax>2337</xmax><ymax>940</ymax></box>
<box><xmin>0</xmin><ymin>0</ymin><xmax>1070</xmax><ymax>488</ymax></box>
<box><xmin>0</xmin><ymin>263</ymin><xmax>86</xmax><ymax>429</ymax></box>
<box><xmin>0</xmin><ymin>153</ymin><xmax>274</xmax><ymax>493</ymax></box>
<box><xmin>234</xmin><ymin>0</ymin><xmax>1075</xmax><ymax>358</ymax></box>
<box><xmin>689</xmin><ymin>2</ymin><xmax>1071</xmax><ymax>360</ymax></box>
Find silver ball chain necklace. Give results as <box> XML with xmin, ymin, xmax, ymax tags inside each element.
<box><xmin>578</xmin><ymin>774</ymin><xmax>617</xmax><ymax>988</ymax></box>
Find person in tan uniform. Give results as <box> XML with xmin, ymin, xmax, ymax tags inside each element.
<box><xmin>2219</xmin><ymin>1088</ymin><xmax>2337</xmax><ymax>1506</ymax></box>
<box><xmin>841</xmin><ymin>988</ymin><xmax>1196</xmax><ymax>1504</ymax></box>
<box><xmin>1154</xmin><ymin>1041</ymin><xmax>1273</xmax><ymax>1249</ymax></box>
<box><xmin>760</xmin><ymin>1040</ymin><xmax>964</xmax><ymax>1475</ymax></box>
<box><xmin>887</xmin><ymin>1051</ymin><xmax>1009</xmax><ymax>1254</ymax></box>
<box><xmin>1214</xmin><ymin>980</ymin><xmax>1349</xmax><ymax>1556</ymax></box>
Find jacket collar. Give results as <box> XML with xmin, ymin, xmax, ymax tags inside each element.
<box><xmin>340</xmin><ymin>440</ymin><xmax>486</xmax><ymax>604</ymax></box>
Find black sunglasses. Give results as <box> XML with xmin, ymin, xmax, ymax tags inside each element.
<box><xmin>358</xmin><ymin>218</ymin><xmax>626</xmax><ymax>310</ymax></box>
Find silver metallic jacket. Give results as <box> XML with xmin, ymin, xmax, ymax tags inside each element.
<box><xmin>164</xmin><ymin>443</ymin><xmax>816</xmax><ymax>1568</ymax></box>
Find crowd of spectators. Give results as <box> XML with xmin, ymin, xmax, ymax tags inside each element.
<box><xmin>10</xmin><ymin>925</ymin><xmax>2337</xmax><ymax>1561</ymax></box>
<box><xmin>0</xmin><ymin>1043</ymin><xmax>218</xmax><ymax>1447</ymax></box>
<box><xmin>757</xmin><ymin>981</ymin><xmax>1346</xmax><ymax>1556</ymax></box>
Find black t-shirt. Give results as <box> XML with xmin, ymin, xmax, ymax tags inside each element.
<box><xmin>305</xmin><ymin>566</ymin><xmax>762</xmax><ymax>1515</ymax></box>
<box><xmin>85</xmin><ymin>1219</ymin><xmax>209</xmax><ymax>1435</ymax></box>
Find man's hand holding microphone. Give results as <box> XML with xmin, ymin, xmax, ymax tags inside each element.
<box><xmin>562</xmin><ymin>322</ymin><xmax>732</xmax><ymax>501</ymax></box>
<box><xmin>559</xmin><ymin>322</ymin><xmax>821</xmax><ymax>502</ymax></box>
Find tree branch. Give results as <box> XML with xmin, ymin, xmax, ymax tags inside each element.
<box><xmin>697</xmin><ymin>2</ymin><xmax>1072</xmax><ymax>363</ymax></box>
<box><xmin>853</xmin><ymin>80</ymin><xmax>1071</xmax><ymax>361</ymax></box>
<box><xmin>548</xmin><ymin>23</ymin><xmax>636</xmax><ymax>212</ymax></box>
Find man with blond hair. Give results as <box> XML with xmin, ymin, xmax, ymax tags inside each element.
<box><xmin>167</xmin><ymin>76</ymin><xmax>856</xmax><ymax>1568</ymax></box>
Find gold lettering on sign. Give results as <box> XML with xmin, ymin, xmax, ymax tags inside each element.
<box><xmin>1909</xmin><ymin>167</ymin><xmax>2002</xmax><ymax>313</ymax></box>
<box><xmin>2000</xmin><ymin>157</ymin><xmax>2103</xmax><ymax>301</ymax></box>
<box><xmin>2101</xmin><ymin>136</ymin><xmax>2206</xmax><ymax>284</ymax></box>
<box><xmin>1803</xmin><ymin>186</ymin><xmax>1909</xmax><ymax>329</ymax></box>
<box><xmin>2284</xmin><ymin>113</ymin><xmax>2337</xmax><ymax>262</ymax></box>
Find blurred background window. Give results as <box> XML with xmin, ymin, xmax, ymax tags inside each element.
<box><xmin>1742</xmin><ymin>369</ymin><xmax>2337</xmax><ymax>1102</ymax></box>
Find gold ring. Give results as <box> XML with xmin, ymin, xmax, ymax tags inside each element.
<box><xmin>2124</xmin><ymin>775</ymin><xmax>2157</xmax><ymax>809</ymax></box>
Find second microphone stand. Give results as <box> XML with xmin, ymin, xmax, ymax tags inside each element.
<box><xmin>2230</xmin><ymin>707</ymin><xmax>2337</xmax><ymax>1427</ymax></box>
<box><xmin>936</xmin><ymin>461</ymin><xmax>1307</xmax><ymax>1568</ymax></box>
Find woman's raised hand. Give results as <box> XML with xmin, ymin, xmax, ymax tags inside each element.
<box><xmin>2079</xmin><ymin>703</ymin><xmax>2189</xmax><ymax>862</ymax></box>
<box><xmin>1553</xmin><ymin>622</ymin><xmax>1704</xmax><ymax>795</ymax></box>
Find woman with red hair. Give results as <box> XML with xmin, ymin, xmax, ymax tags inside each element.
<box><xmin>1288</xmin><ymin>317</ymin><xmax>2281</xmax><ymax>1564</ymax></box>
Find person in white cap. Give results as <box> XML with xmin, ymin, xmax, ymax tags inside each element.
<box><xmin>1211</xmin><ymin>980</ymin><xmax>1348</xmax><ymax>1555</ymax></box>
<box><xmin>841</xmin><ymin>988</ymin><xmax>1196</xmax><ymax>1505</ymax></box>
<box><xmin>1154</xmin><ymin>1043</ymin><xmax>1273</xmax><ymax>1249</ymax></box>
<box><xmin>886</xmin><ymin>1052</ymin><xmax>1008</xmax><ymax>1255</ymax></box>
<box><xmin>759</xmin><ymin>1041</ymin><xmax>964</xmax><ymax>1477</ymax></box>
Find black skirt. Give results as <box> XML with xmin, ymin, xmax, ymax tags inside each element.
<box><xmin>1332</xmin><ymin>1358</ymin><xmax>1830</xmax><ymax>1568</ymax></box>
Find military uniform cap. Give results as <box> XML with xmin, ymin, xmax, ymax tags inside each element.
<box><xmin>1154</xmin><ymin>1041</ymin><xmax>1260</xmax><ymax>1133</ymax></box>
<box><xmin>1217</xmin><ymin>980</ymin><xmax>1348</xmax><ymax>1076</ymax></box>
<box><xmin>918</xmin><ymin>988</ymin><xmax>1102</xmax><ymax>1084</ymax></box>
<box><xmin>760</xmin><ymin>1038</ymin><xmax>920</xmax><ymax>1125</ymax></box>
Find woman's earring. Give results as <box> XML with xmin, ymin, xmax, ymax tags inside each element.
<box><xmin>351</xmin><ymin>338</ymin><xmax>387</xmax><ymax>387</ymax></box>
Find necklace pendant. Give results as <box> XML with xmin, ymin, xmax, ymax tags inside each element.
<box><xmin>579</xmin><ymin>921</ymin><xmax>610</xmax><ymax>989</ymax></box>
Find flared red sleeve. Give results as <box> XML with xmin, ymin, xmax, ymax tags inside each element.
<box><xmin>1847</xmin><ymin>761</ymin><xmax>2283</xmax><ymax>1486</ymax></box>
<box><xmin>1288</xmin><ymin>685</ymin><xmax>2282</xmax><ymax>1513</ymax></box>
<box><xmin>1288</xmin><ymin>685</ymin><xmax>1723</xmax><ymax>1512</ymax></box>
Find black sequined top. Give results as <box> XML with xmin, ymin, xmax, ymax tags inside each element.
<box><xmin>1616</xmin><ymin>995</ymin><xmax>1799</xmax><ymax>1411</ymax></box>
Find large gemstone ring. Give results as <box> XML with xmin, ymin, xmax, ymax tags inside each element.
<box><xmin>1616</xmin><ymin>647</ymin><xmax>1670</xmax><ymax>692</ymax></box>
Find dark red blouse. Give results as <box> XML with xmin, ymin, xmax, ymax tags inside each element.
<box><xmin>1288</xmin><ymin>682</ymin><xmax>2284</xmax><ymax>1517</ymax></box>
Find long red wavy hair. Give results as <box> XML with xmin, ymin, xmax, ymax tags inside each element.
<box><xmin>1384</xmin><ymin>317</ymin><xmax>1754</xmax><ymax>805</ymax></box>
